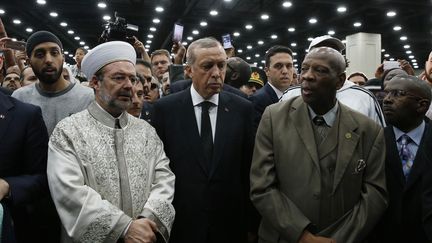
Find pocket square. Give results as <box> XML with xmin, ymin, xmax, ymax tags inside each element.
<box><xmin>353</xmin><ymin>159</ymin><xmax>366</xmax><ymax>174</ymax></box>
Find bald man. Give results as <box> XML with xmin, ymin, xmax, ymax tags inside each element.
<box><xmin>251</xmin><ymin>47</ymin><xmax>387</xmax><ymax>243</ymax></box>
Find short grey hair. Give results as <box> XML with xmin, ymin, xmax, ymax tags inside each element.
<box><xmin>186</xmin><ymin>37</ymin><xmax>222</xmax><ymax>65</ymax></box>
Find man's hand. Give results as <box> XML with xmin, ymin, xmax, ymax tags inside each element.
<box><xmin>124</xmin><ymin>218</ymin><xmax>158</xmax><ymax>243</ymax></box>
<box><xmin>298</xmin><ymin>230</ymin><xmax>336</xmax><ymax>243</ymax></box>
<box><xmin>0</xmin><ymin>178</ymin><xmax>10</xmax><ymax>200</ymax></box>
<box><xmin>172</xmin><ymin>41</ymin><xmax>186</xmax><ymax>64</ymax></box>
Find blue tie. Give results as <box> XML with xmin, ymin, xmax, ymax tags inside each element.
<box><xmin>399</xmin><ymin>134</ymin><xmax>414</xmax><ymax>179</ymax></box>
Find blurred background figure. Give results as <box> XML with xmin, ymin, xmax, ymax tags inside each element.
<box><xmin>348</xmin><ymin>72</ymin><xmax>368</xmax><ymax>86</ymax></box>
<box><xmin>70</xmin><ymin>47</ymin><xmax>87</xmax><ymax>82</ymax></box>
<box><xmin>240</xmin><ymin>67</ymin><xmax>266</xmax><ymax>97</ymax></box>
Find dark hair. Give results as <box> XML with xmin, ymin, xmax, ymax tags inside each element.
<box><xmin>76</xmin><ymin>47</ymin><xmax>88</xmax><ymax>54</ymax></box>
<box><xmin>150</xmin><ymin>49</ymin><xmax>170</xmax><ymax>61</ymax></box>
<box><xmin>136</xmin><ymin>59</ymin><xmax>152</xmax><ymax>69</ymax></box>
<box><xmin>265</xmin><ymin>45</ymin><xmax>293</xmax><ymax>67</ymax></box>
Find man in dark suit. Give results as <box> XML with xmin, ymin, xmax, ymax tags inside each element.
<box><xmin>249</xmin><ymin>45</ymin><xmax>294</xmax><ymax>130</ymax></box>
<box><xmin>376</xmin><ymin>74</ymin><xmax>432</xmax><ymax>242</ymax></box>
<box><xmin>0</xmin><ymin>91</ymin><xmax>53</xmax><ymax>242</ymax></box>
<box><xmin>153</xmin><ymin>37</ymin><xmax>254</xmax><ymax>243</ymax></box>
<box><xmin>251</xmin><ymin>47</ymin><xmax>387</xmax><ymax>243</ymax></box>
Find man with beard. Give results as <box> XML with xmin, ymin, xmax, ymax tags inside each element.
<box><xmin>47</xmin><ymin>41</ymin><xmax>175</xmax><ymax>243</ymax></box>
<box><xmin>250</xmin><ymin>47</ymin><xmax>387</xmax><ymax>243</ymax></box>
<box><xmin>12</xmin><ymin>31</ymin><xmax>93</xmax><ymax>135</ymax></box>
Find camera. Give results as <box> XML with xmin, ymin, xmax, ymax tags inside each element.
<box><xmin>99</xmin><ymin>12</ymin><xmax>138</xmax><ymax>44</ymax></box>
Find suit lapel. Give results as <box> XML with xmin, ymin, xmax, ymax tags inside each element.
<box><xmin>264</xmin><ymin>83</ymin><xmax>279</xmax><ymax>103</ymax></box>
<box><xmin>0</xmin><ymin>93</ymin><xmax>14</xmax><ymax>142</ymax></box>
<box><xmin>332</xmin><ymin>105</ymin><xmax>360</xmax><ymax>193</ymax></box>
<box><xmin>384</xmin><ymin>127</ymin><xmax>406</xmax><ymax>188</ymax></box>
<box><xmin>290</xmin><ymin>98</ymin><xmax>320</xmax><ymax>170</ymax></box>
<box><xmin>180</xmin><ymin>90</ymin><xmax>210</xmax><ymax>176</ymax></box>
<box><xmin>210</xmin><ymin>92</ymin><xmax>230</xmax><ymax>178</ymax></box>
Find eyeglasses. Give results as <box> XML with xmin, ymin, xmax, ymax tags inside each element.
<box><xmin>383</xmin><ymin>89</ymin><xmax>424</xmax><ymax>100</ymax></box>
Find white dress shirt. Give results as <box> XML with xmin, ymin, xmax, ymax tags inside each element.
<box><xmin>190</xmin><ymin>85</ymin><xmax>218</xmax><ymax>141</ymax></box>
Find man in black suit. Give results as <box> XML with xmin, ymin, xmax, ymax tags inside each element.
<box><xmin>249</xmin><ymin>45</ymin><xmax>294</xmax><ymax>130</ymax></box>
<box><xmin>0</xmin><ymin>92</ymin><xmax>52</xmax><ymax>242</ymax></box>
<box><xmin>377</xmin><ymin>74</ymin><xmax>432</xmax><ymax>242</ymax></box>
<box><xmin>153</xmin><ymin>37</ymin><xmax>254</xmax><ymax>243</ymax></box>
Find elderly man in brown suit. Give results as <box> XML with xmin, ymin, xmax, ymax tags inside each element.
<box><xmin>250</xmin><ymin>47</ymin><xmax>387</xmax><ymax>243</ymax></box>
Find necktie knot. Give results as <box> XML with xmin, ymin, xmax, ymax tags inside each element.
<box><xmin>313</xmin><ymin>116</ymin><xmax>326</xmax><ymax>126</ymax></box>
<box><xmin>400</xmin><ymin>134</ymin><xmax>411</xmax><ymax>145</ymax></box>
<box><xmin>200</xmin><ymin>101</ymin><xmax>213</xmax><ymax>112</ymax></box>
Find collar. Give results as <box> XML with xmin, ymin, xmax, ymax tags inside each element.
<box><xmin>87</xmin><ymin>101</ymin><xmax>129</xmax><ymax>129</ymax></box>
<box><xmin>268</xmin><ymin>81</ymin><xmax>284</xmax><ymax>99</ymax></box>
<box><xmin>393</xmin><ymin>120</ymin><xmax>425</xmax><ymax>146</ymax></box>
<box><xmin>190</xmin><ymin>84</ymin><xmax>219</xmax><ymax>107</ymax></box>
<box><xmin>308</xmin><ymin>102</ymin><xmax>339</xmax><ymax>127</ymax></box>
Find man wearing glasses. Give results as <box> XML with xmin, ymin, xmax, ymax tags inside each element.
<box><xmin>375</xmin><ymin>74</ymin><xmax>432</xmax><ymax>242</ymax></box>
<box><xmin>47</xmin><ymin>41</ymin><xmax>175</xmax><ymax>243</ymax></box>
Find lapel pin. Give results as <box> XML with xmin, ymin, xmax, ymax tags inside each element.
<box><xmin>145</xmin><ymin>111</ymin><xmax>149</xmax><ymax>115</ymax></box>
<box><xmin>0</xmin><ymin>114</ymin><xmax>4</xmax><ymax>119</ymax></box>
<box><xmin>225</xmin><ymin>107</ymin><xmax>229</xmax><ymax>112</ymax></box>
<box><xmin>354</xmin><ymin>159</ymin><xmax>366</xmax><ymax>174</ymax></box>
<box><xmin>345</xmin><ymin>132</ymin><xmax>352</xmax><ymax>139</ymax></box>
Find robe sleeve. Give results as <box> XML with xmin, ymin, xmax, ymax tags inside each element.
<box><xmin>47</xmin><ymin>128</ymin><xmax>132</xmax><ymax>243</ymax></box>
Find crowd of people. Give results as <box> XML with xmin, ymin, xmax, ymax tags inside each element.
<box><xmin>0</xmin><ymin>15</ymin><xmax>431</xmax><ymax>243</ymax></box>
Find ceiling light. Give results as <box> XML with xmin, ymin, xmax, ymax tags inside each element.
<box><xmin>408</xmin><ymin>55</ymin><xmax>415</xmax><ymax>59</ymax></box>
<box><xmin>393</xmin><ymin>25</ymin><xmax>402</xmax><ymax>31</ymax></box>
<box><xmin>307</xmin><ymin>37</ymin><xmax>313</xmax><ymax>41</ymax></box>
<box><xmin>291</xmin><ymin>43</ymin><xmax>297</xmax><ymax>47</ymax></box>
<box><xmin>97</xmin><ymin>2</ymin><xmax>106</xmax><ymax>8</ymax></box>
<box><xmin>103</xmin><ymin>15</ymin><xmax>111</xmax><ymax>21</ymax></box>
<box><xmin>50</xmin><ymin>12</ymin><xmax>58</xmax><ymax>17</ymax></box>
<box><xmin>309</xmin><ymin>18</ymin><xmax>317</xmax><ymax>24</ymax></box>
<box><xmin>288</xmin><ymin>27</ymin><xmax>295</xmax><ymax>32</ymax></box>
<box><xmin>293</xmin><ymin>59</ymin><xmax>297</xmax><ymax>62</ymax></box>
<box><xmin>153</xmin><ymin>18</ymin><xmax>160</xmax><ymax>24</ymax></box>
<box><xmin>79</xmin><ymin>41</ymin><xmax>85</xmax><ymax>45</ymax></box>
<box><xmin>67</xmin><ymin>30</ymin><xmax>74</xmax><ymax>34</ymax></box>
<box><xmin>60</xmin><ymin>22</ymin><xmax>67</xmax><ymax>27</ymax></box>
<box><xmin>187</xmin><ymin>36</ymin><xmax>193</xmax><ymax>41</ymax></box>
<box><xmin>412</xmin><ymin>59</ymin><xmax>417</xmax><ymax>62</ymax></box>
<box><xmin>353</xmin><ymin>22</ymin><xmax>362</xmax><ymax>27</ymax></box>
<box><xmin>381</xmin><ymin>49</ymin><xmax>385</xmax><ymax>52</ymax></box>
<box><xmin>13</xmin><ymin>19</ymin><xmax>21</xmax><ymax>24</ymax></box>
<box><xmin>255</xmin><ymin>54</ymin><xmax>260</xmax><ymax>57</ymax></box>
<box><xmin>386</xmin><ymin>11</ymin><xmax>396</xmax><ymax>17</ymax></box>
<box><xmin>26</xmin><ymin>28</ymin><xmax>33</xmax><ymax>33</ymax></box>
<box><xmin>233</xmin><ymin>32</ymin><xmax>240</xmax><ymax>37</ymax></box>
<box><xmin>257</xmin><ymin>40</ymin><xmax>264</xmax><ymax>45</ymax></box>
<box><xmin>282</xmin><ymin>1</ymin><xmax>292</xmax><ymax>8</ymax></box>
<box><xmin>0</xmin><ymin>9</ymin><xmax>5</xmax><ymax>15</ymax></box>
<box><xmin>400</xmin><ymin>36</ymin><xmax>407</xmax><ymax>41</ymax></box>
<box><xmin>337</xmin><ymin>6</ymin><xmax>347</xmax><ymax>13</ymax></box>
<box><xmin>406</xmin><ymin>50</ymin><xmax>412</xmax><ymax>54</ymax></box>
<box><xmin>149</xmin><ymin>27</ymin><xmax>156</xmax><ymax>32</ymax></box>
<box><xmin>261</xmin><ymin>14</ymin><xmax>269</xmax><ymax>20</ymax></box>
<box><xmin>182</xmin><ymin>42</ymin><xmax>188</xmax><ymax>46</ymax></box>
<box><xmin>36</xmin><ymin>0</ymin><xmax>46</xmax><ymax>5</ymax></box>
<box><xmin>84</xmin><ymin>46</ymin><xmax>89</xmax><ymax>50</ymax></box>
<box><xmin>155</xmin><ymin>6</ymin><xmax>164</xmax><ymax>12</ymax></box>
<box><xmin>261</xmin><ymin>60</ymin><xmax>265</xmax><ymax>63</ymax></box>
<box><xmin>293</xmin><ymin>52</ymin><xmax>297</xmax><ymax>56</ymax></box>
<box><xmin>146</xmin><ymin>40</ymin><xmax>152</xmax><ymax>44</ymax></box>
<box><xmin>68</xmin><ymin>54</ymin><xmax>73</xmax><ymax>57</ymax></box>
<box><xmin>64</xmin><ymin>51</ymin><xmax>69</xmax><ymax>55</ymax></box>
<box><xmin>237</xmin><ymin>49</ymin><xmax>243</xmax><ymax>53</ymax></box>
<box><xmin>389</xmin><ymin>58</ymin><xmax>395</xmax><ymax>61</ymax></box>
<box><xmin>224</xmin><ymin>0</ymin><xmax>232</xmax><ymax>2</ymax></box>
<box><xmin>210</xmin><ymin>10</ymin><xmax>218</xmax><ymax>16</ymax></box>
<box><xmin>403</xmin><ymin>45</ymin><xmax>410</xmax><ymax>49</ymax></box>
<box><xmin>200</xmin><ymin>21</ymin><xmax>207</xmax><ymax>27</ymax></box>
<box><xmin>145</xmin><ymin>44</ymin><xmax>150</xmax><ymax>48</ymax></box>
<box><xmin>328</xmin><ymin>30</ymin><xmax>335</xmax><ymax>35</ymax></box>
<box><xmin>246</xmin><ymin>56</ymin><xmax>251</xmax><ymax>60</ymax></box>
<box><xmin>147</xmin><ymin>34</ymin><xmax>154</xmax><ymax>39</ymax></box>
<box><xmin>384</xmin><ymin>54</ymin><xmax>390</xmax><ymax>57</ymax></box>
<box><xmin>245</xmin><ymin>24</ymin><xmax>253</xmax><ymax>30</ymax></box>
<box><xmin>271</xmin><ymin>34</ymin><xmax>278</xmax><ymax>39</ymax></box>
<box><xmin>192</xmin><ymin>30</ymin><xmax>199</xmax><ymax>35</ymax></box>
<box><xmin>247</xmin><ymin>45</ymin><xmax>252</xmax><ymax>49</ymax></box>
<box><xmin>74</xmin><ymin>36</ymin><xmax>80</xmax><ymax>40</ymax></box>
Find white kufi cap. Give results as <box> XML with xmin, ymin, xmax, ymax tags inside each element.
<box><xmin>308</xmin><ymin>35</ymin><xmax>345</xmax><ymax>52</ymax></box>
<box><xmin>81</xmin><ymin>41</ymin><xmax>136</xmax><ymax>79</ymax></box>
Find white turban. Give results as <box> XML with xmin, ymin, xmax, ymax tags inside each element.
<box><xmin>81</xmin><ymin>41</ymin><xmax>136</xmax><ymax>79</ymax></box>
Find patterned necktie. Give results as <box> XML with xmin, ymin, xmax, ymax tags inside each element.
<box><xmin>200</xmin><ymin>101</ymin><xmax>213</xmax><ymax>169</ymax></box>
<box><xmin>399</xmin><ymin>134</ymin><xmax>414</xmax><ymax>179</ymax></box>
<box><xmin>313</xmin><ymin>116</ymin><xmax>329</xmax><ymax>144</ymax></box>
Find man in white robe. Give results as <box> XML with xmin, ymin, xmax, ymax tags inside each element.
<box><xmin>47</xmin><ymin>41</ymin><xmax>175</xmax><ymax>243</ymax></box>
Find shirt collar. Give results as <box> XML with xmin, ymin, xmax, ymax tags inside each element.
<box><xmin>268</xmin><ymin>82</ymin><xmax>284</xmax><ymax>99</ymax></box>
<box><xmin>87</xmin><ymin>101</ymin><xmax>129</xmax><ymax>129</ymax></box>
<box><xmin>308</xmin><ymin>102</ymin><xmax>339</xmax><ymax>127</ymax></box>
<box><xmin>393</xmin><ymin>120</ymin><xmax>425</xmax><ymax>146</ymax></box>
<box><xmin>190</xmin><ymin>83</ymin><xmax>219</xmax><ymax>107</ymax></box>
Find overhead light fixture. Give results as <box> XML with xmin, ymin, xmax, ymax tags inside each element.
<box><xmin>233</xmin><ymin>32</ymin><xmax>240</xmax><ymax>37</ymax></box>
<box><xmin>384</xmin><ymin>54</ymin><xmax>390</xmax><ymax>58</ymax></box>
<box><xmin>255</xmin><ymin>54</ymin><xmax>260</xmax><ymax>57</ymax></box>
<box><xmin>192</xmin><ymin>30</ymin><xmax>199</xmax><ymax>35</ymax></box>
<box><xmin>182</xmin><ymin>42</ymin><xmax>188</xmax><ymax>46</ymax></box>
<box><xmin>149</xmin><ymin>27</ymin><xmax>156</xmax><ymax>32</ymax></box>
<box><xmin>293</xmin><ymin>52</ymin><xmax>297</xmax><ymax>56</ymax></box>
<box><xmin>393</xmin><ymin>25</ymin><xmax>402</xmax><ymax>31</ymax></box>
<box><xmin>328</xmin><ymin>30</ymin><xmax>335</xmax><ymax>35</ymax></box>
<box><xmin>261</xmin><ymin>14</ymin><xmax>269</xmax><ymax>20</ymax></box>
<box><xmin>147</xmin><ymin>34</ymin><xmax>154</xmax><ymax>38</ymax></box>
<box><xmin>146</xmin><ymin>40</ymin><xmax>152</xmax><ymax>44</ymax></box>
<box><xmin>60</xmin><ymin>22</ymin><xmax>68</xmax><ymax>27</ymax></box>
<box><xmin>309</xmin><ymin>18</ymin><xmax>317</xmax><ymax>24</ymax></box>
<box><xmin>307</xmin><ymin>37</ymin><xmax>313</xmax><ymax>41</ymax></box>
<box><xmin>406</xmin><ymin>50</ymin><xmax>412</xmax><ymax>54</ymax></box>
<box><xmin>291</xmin><ymin>43</ymin><xmax>297</xmax><ymax>47</ymax></box>
<box><xmin>209</xmin><ymin>10</ymin><xmax>218</xmax><ymax>16</ymax></box>
<box><xmin>408</xmin><ymin>55</ymin><xmax>415</xmax><ymax>59</ymax></box>
<box><xmin>145</xmin><ymin>44</ymin><xmax>150</xmax><ymax>48</ymax></box>
<box><xmin>237</xmin><ymin>49</ymin><xmax>243</xmax><ymax>53</ymax></box>
<box><xmin>412</xmin><ymin>59</ymin><xmax>417</xmax><ymax>62</ymax></box>
<box><xmin>386</xmin><ymin>11</ymin><xmax>396</xmax><ymax>17</ymax></box>
<box><xmin>381</xmin><ymin>49</ymin><xmax>385</xmax><ymax>52</ymax></box>
<box><xmin>353</xmin><ymin>22</ymin><xmax>362</xmax><ymax>27</ymax></box>
<box><xmin>271</xmin><ymin>34</ymin><xmax>278</xmax><ymax>39</ymax></box>
<box><xmin>13</xmin><ymin>19</ymin><xmax>22</xmax><ymax>24</ymax></box>
<box><xmin>103</xmin><ymin>15</ymin><xmax>111</xmax><ymax>21</ymax></box>
<box><xmin>67</xmin><ymin>30</ymin><xmax>74</xmax><ymax>34</ymax></box>
<box><xmin>224</xmin><ymin>0</ymin><xmax>232</xmax><ymax>2</ymax></box>
<box><xmin>153</xmin><ymin>18</ymin><xmax>160</xmax><ymax>24</ymax></box>
<box><xmin>74</xmin><ymin>36</ymin><xmax>80</xmax><ymax>40</ymax></box>
<box><xmin>257</xmin><ymin>40</ymin><xmax>264</xmax><ymax>45</ymax></box>
<box><xmin>282</xmin><ymin>1</ymin><xmax>292</xmax><ymax>8</ymax></box>
<box><xmin>64</xmin><ymin>51</ymin><xmax>69</xmax><ymax>55</ymax></box>
<box><xmin>246</xmin><ymin>56</ymin><xmax>251</xmax><ymax>60</ymax></box>
<box><xmin>245</xmin><ymin>24</ymin><xmax>253</xmax><ymax>30</ymax></box>
<box><xmin>84</xmin><ymin>46</ymin><xmax>89</xmax><ymax>50</ymax></box>
<box><xmin>0</xmin><ymin>9</ymin><xmax>5</xmax><ymax>15</ymax></box>
<box><xmin>403</xmin><ymin>45</ymin><xmax>410</xmax><ymax>49</ymax></box>
<box><xmin>337</xmin><ymin>6</ymin><xmax>347</xmax><ymax>13</ymax></box>
<box><xmin>50</xmin><ymin>12</ymin><xmax>58</xmax><ymax>17</ymax></box>
<box><xmin>247</xmin><ymin>45</ymin><xmax>252</xmax><ymax>49</ymax></box>
<box><xmin>36</xmin><ymin>0</ymin><xmax>46</xmax><ymax>5</ymax></box>
<box><xmin>155</xmin><ymin>6</ymin><xmax>164</xmax><ymax>12</ymax></box>
<box><xmin>200</xmin><ymin>21</ymin><xmax>207</xmax><ymax>27</ymax></box>
<box><xmin>97</xmin><ymin>2</ymin><xmax>107</xmax><ymax>8</ymax></box>
<box><xmin>400</xmin><ymin>36</ymin><xmax>407</xmax><ymax>41</ymax></box>
<box><xmin>187</xmin><ymin>36</ymin><xmax>193</xmax><ymax>41</ymax></box>
<box><xmin>26</xmin><ymin>28</ymin><xmax>33</xmax><ymax>33</ymax></box>
<box><xmin>288</xmin><ymin>27</ymin><xmax>295</xmax><ymax>32</ymax></box>
<box><xmin>68</xmin><ymin>54</ymin><xmax>73</xmax><ymax>57</ymax></box>
<box><xmin>79</xmin><ymin>41</ymin><xmax>85</xmax><ymax>45</ymax></box>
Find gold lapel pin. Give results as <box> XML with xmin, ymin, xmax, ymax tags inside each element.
<box><xmin>345</xmin><ymin>132</ymin><xmax>352</xmax><ymax>139</ymax></box>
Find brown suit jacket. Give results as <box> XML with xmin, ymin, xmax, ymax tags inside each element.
<box><xmin>250</xmin><ymin>96</ymin><xmax>387</xmax><ymax>243</ymax></box>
